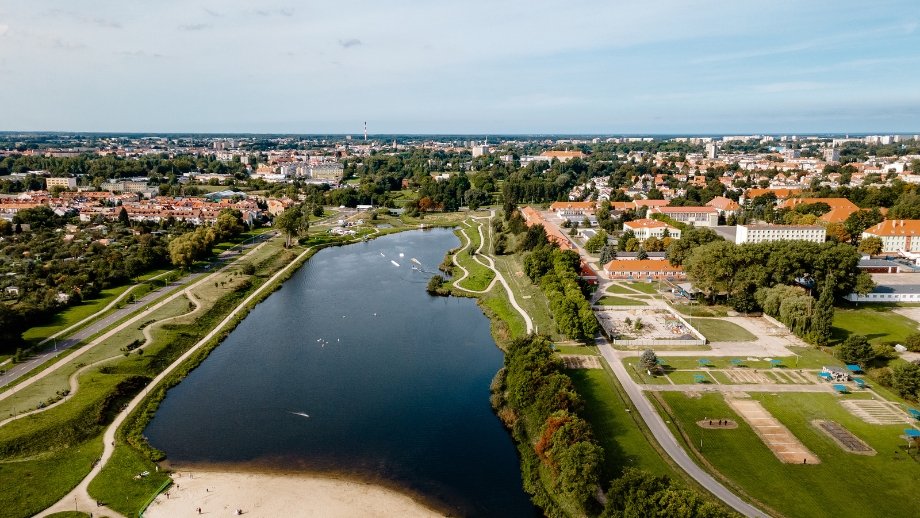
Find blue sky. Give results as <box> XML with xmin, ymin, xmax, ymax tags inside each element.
<box><xmin>0</xmin><ymin>1</ymin><xmax>918</xmax><ymax>134</ymax></box>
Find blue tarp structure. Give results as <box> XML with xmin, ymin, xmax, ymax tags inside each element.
<box><xmin>909</xmin><ymin>409</ymin><xmax>920</xmax><ymax>419</ymax></box>
<box><xmin>731</xmin><ymin>359</ymin><xmax>743</xmax><ymax>367</ymax></box>
<box><xmin>818</xmin><ymin>372</ymin><xmax>832</xmax><ymax>380</ymax></box>
<box><xmin>846</xmin><ymin>364</ymin><xmax>863</xmax><ymax>372</ymax></box>
<box><xmin>656</xmin><ymin>359</ymin><xmax>665</xmax><ymax>364</ymax></box>
<box><xmin>770</xmin><ymin>359</ymin><xmax>783</xmax><ymax>368</ymax></box>
<box><xmin>833</xmin><ymin>384</ymin><xmax>848</xmax><ymax>393</ymax></box>
<box><xmin>697</xmin><ymin>359</ymin><xmax>710</xmax><ymax>367</ymax></box>
<box><xmin>853</xmin><ymin>378</ymin><xmax>867</xmax><ymax>388</ymax></box>
<box><xmin>905</xmin><ymin>429</ymin><xmax>920</xmax><ymax>438</ymax></box>
<box><xmin>694</xmin><ymin>375</ymin><xmax>707</xmax><ymax>383</ymax></box>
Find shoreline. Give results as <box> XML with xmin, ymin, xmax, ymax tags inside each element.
<box><xmin>144</xmin><ymin>469</ymin><xmax>446</xmax><ymax>518</ymax></box>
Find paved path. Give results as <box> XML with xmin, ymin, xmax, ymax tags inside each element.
<box><xmin>451</xmin><ymin>214</ymin><xmax>534</xmax><ymax>333</ymax></box>
<box><xmin>596</xmin><ymin>340</ymin><xmax>766</xmax><ymax>517</ymax></box>
<box><xmin>641</xmin><ymin>383</ymin><xmax>833</xmax><ymax>393</ymax></box>
<box><xmin>0</xmin><ymin>232</ymin><xmax>273</xmax><ymax>395</ymax></box>
<box><xmin>37</xmin><ymin>237</ymin><xmax>305</xmax><ymax>518</ymax></box>
<box><xmin>0</xmin><ymin>291</ymin><xmax>204</xmax><ymax>428</ymax></box>
<box><xmin>0</xmin><ymin>232</ymin><xmax>274</xmax><ymax>408</ymax></box>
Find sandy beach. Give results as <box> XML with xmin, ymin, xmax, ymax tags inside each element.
<box><xmin>143</xmin><ymin>471</ymin><xmax>445</xmax><ymax>518</ymax></box>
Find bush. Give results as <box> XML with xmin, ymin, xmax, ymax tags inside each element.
<box><xmin>837</xmin><ymin>334</ymin><xmax>874</xmax><ymax>368</ymax></box>
<box><xmin>905</xmin><ymin>333</ymin><xmax>920</xmax><ymax>352</ymax></box>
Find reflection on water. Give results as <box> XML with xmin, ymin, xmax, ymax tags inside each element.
<box><xmin>144</xmin><ymin>229</ymin><xmax>538</xmax><ymax>517</ymax></box>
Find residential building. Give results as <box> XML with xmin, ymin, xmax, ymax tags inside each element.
<box><xmin>861</xmin><ymin>219</ymin><xmax>920</xmax><ymax>253</ymax></box>
<box><xmin>549</xmin><ymin>201</ymin><xmax>597</xmax><ymax>216</ymax></box>
<box><xmin>735</xmin><ymin>224</ymin><xmax>826</xmax><ymax>244</ymax></box>
<box><xmin>539</xmin><ymin>150</ymin><xmax>586</xmax><ymax>163</ymax></box>
<box><xmin>823</xmin><ymin>148</ymin><xmax>840</xmax><ymax>162</ymax></box>
<box><xmin>623</xmin><ymin>219</ymin><xmax>681</xmax><ymax>240</ymax></box>
<box><xmin>649</xmin><ymin>206</ymin><xmax>719</xmax><ymax>227</ymax></box>
<box><xmin>706</xmin><ymin>196</ymin><xmax>740</xmax><ymax>215</ymax></box>
<box><xmin>603</xmin><ymin>259</ymin><xmax>685</xmax><ymax>280</ymax></box>
<box><xmin>45</xmin><ymin>177</ymin><xmax>77</xmax><ymax>189</ymax></box>
<box><xmin>471</xmin><ymin>144</ymin><xmax>490</xmax><ymax>157</ymax></box>
<box><xmin>520</xmin><ymin>206</ymin><xmax>574</xmax><ymax>251</ymax></box>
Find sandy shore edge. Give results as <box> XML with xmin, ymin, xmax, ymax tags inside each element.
<box><xmin>143</xmin><ymin>470</ymin><xmax>446</xmax><ymax>518</ymax></box>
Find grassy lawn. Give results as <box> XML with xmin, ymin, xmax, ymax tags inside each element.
<box><xmin>671</xmin><ymin>304</ymin><xmax>730</xmax><ymax>318</ymax></box>
<box><xmin>566</xmin><ymin>368</ymin><xmax>679</xmax><ymax>480</ymax></box>
<box><xmin>0</xmin><ymin>437</ymin><xmax>103</xmax><ymax>518</ymax></box>
<box><xmin>597</xmin><ymin>296</ymin><xmax>647</xmax><ymax>306</ymax></box>
<box><xmin>88</xmin><ymin>444</ymin><xmax>171</xmax><ymax>517</ymax></box>
<box><xmin>491</xmin><ymin>251</ymin><xmax>560</xmax><ymax>342</ymax></box>
<box><xmin>46</xmin><ymin>513</ymin><xmax>91</xmax><ymax>518</ymax></box>
<box><xmin>621</xmin><ymin>358</ymin><xmax>673</xmax><ymax>385</ymax></box>
<box><xmin>668</xmin><ymin>371</ymin><xmax>715</xmax><ymax>384</ymax></box>
<box><xmin>832</xmin><ymin>305</ymin><xmax>919</xmax><ymax>346</ymax></box>
<box><xmin>606</xmin><ymin>284</ymin><xmax>641</xmax><ymax>295</ymax></box>
<box><xmin>658</xmin><ymin>392</ymin><xmax>920</xmax><ymax>518</ymax></box>
<box><xmin>22</xmin><ymin>284</ymin><xmax>135</xmax><ymax>345</ymax></box>
<box><xmin>451</xmin><ymin>226</ymin><xmax>495</xmax><ymax>291</ymax></box>
<box><xmin>692</xmin><ymin>318</ymin><xmax>757</xmax><ymax>342</ymax></box>
<box><xmin>627</xmin><ymin>282</ymin><xmax>660</xmax><ymax>294</ymax></box>
<box><xmin>480</xmin><ymin>295</ymin><xmax>527</xmax><ymax>340</ymax></box>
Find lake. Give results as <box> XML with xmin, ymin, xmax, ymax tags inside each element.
<box><xmin>144</xmin><ymin>228</ymin><xmax>538</xmax><ymax>516</ymax></box>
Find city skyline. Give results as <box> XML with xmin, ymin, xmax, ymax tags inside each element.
<box><xmin>0</xmin><ymin>1</ymin><xmax>918</xmax><ymax>133</ymax></box>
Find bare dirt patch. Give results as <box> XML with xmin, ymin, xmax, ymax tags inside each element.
<box><xmin>559</xmin><ymin>355</ymin><xmax>602</xmax><ymax>369</ymax></box>
<box><xmin>813</xmin><ymin>420</ymin><xmax>876</xmax><ymax>455</ymax></box>
<box><xmin>840</xmin><ymin>400</ymin><xmax>912</xmax><ymax>425</ymax></box>
<box><xmin>724</xmin><ymin>370</ymin><xmax>775</xmax><ymax>384</ymax></box>
<box><xmin>726</xmin><ymin>396</ymin><xmax>820</xmax><ymax>464</ymax></box>
<box><xmin>697</xmin><ymin>419</ymin><xmax>739</xmax><ymax>429</ymax></box>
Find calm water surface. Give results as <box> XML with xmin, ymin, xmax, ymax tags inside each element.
<box><xmin>145</xmin><ymin>229</ymin><xmax>538</xmax><ymax>516</ymax></box>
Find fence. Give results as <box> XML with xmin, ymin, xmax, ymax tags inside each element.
<box><xmin>138</xmin><ymin>478</ymin><xmax>173</xmax><ymax>517</ymax></box>
<box><xmin>594</xmin><ymin>306</ymin><xmax>707</xmax><ymax>346</ymax></box>
<box><xmin>612</xmin><ymin>338</ymin><xmax>707</xmax><ymax>347</ymax></box>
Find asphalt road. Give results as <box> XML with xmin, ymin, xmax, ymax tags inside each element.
<box><xmin>596</xmin><ymin>339</ymin><xmax>767</xmax><ymax>518</ymax></box>
<box><xmin>0</xmin><ymin>232</ymin><xmax>274</xmax><ymax>390</ymax></box>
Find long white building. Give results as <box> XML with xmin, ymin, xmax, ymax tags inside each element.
<box><xmin>735</xmin><ymin>224</ymin><xmax>825</xmax><ymax>244</ymax></box>
<box><xmin>623</xmin><ymin>218</ymin><xmax>682</xmax><ymax>240</ymax></box>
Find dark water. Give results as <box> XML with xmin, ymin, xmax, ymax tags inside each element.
<box><xmin>144</xmin><ymin>229</ymin><xmax>538</xmax><ymax>517</ymax></box>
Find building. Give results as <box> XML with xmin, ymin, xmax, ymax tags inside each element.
<box><xmin>735</xmin><ymin>224</ymin><xmax>826</xmax><ymax>244</ymax></box>
<box><xmin>308</xmin><ymin>164</ymin><xmax>344</xmax><ymax>181</ymax></box>
<box><xmin>549</xmin><ymin>201</ymin><xmax>597</xmax><ymax>217</ymax></box>
<box><xmin>603</xmin><ymin>259</ymin><xmax>684</xmax><ymax>280</ymax></box>
<box><xmin>101</xmin><ymin>181</ymin><xmax>150</xmax><ymax>193</ymax></box>
<box><xmin>706</xmin><ymin>196</ymin><xmax>740</xmax><ymax>216</ymax></box>
<box><xmin>822</xmin><ymin>366</ymin><xmax>849</xmax><ymax>382</ymax></box>
<box><xmin>823</xmin><ymin>148</ymin><xmax>840</xmax><ymax>162</ymax></box>
<box><xmin>861</xmin><ymin>220</ymin><xmax>920</xmax><ymax>253</ymax></box>
<box><xmin>471</xmin><ymin>144</ymin><xmax>490</xmax><ymax>157</ymax></box>
<box><xmin>623</xmin><ymin>219</ymin><xmax>681</xmax><ymax>240</ymax></box>
<box><xmin>779</xmin><ymin>197</ymin><xmax>858</xmax><ymax>213</ymax></box>
<box><xmin>705</xmin><ymin>143</ymin><xmax>717</xmax><ymax>159</ymax></box>
<box><xmin>520</xmin><ymin>206</ymin><xmax>574</xmax><ymax>251</ymax></box>
<box><xmin>45</xmin><ymin>177</ymin><xmax>77</xmax><ymax>189</ymax></box>
<box><xmin>845</xmin><ymin>274</ymin><xmax>920</xmax><ymax>302</ymax></box>
<box><xmin>615</xmin><ymin>251</ymin><xmax>667</xmax><ymax>261</ymax></box>
<box><xmin>539</xmin><ymin>150</ymin><xmax>586</xmax><ymax>163</ymax></box>
<box><xmin>649</xmin><ymin>206</ymin><xmax>719</xmax><ymax>227</ymax></box>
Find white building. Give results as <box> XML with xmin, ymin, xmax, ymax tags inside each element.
<box><xmin>861</xmin><ymin>219</ymin><xmax>920</xmax><ymax>253</ymax></box>
<box><xmin>471</xmin><ymin>144</ymin><xmax>490</xmax><ymax>157</ymax></box>
<box><xmin>735</xmin><ymin>224</ymin><xmax>826</xmax><ymax>244</ymax></box>
<box><xmin>823</xmin><ymin>148</ymin><xmax>840</xmax><ymax>162</ymax></box>
<box><xmin>623</xmin><ymin>219</ymin><xmax>682</xmax><ymax>240</ymax></box>
<box><xmin>649</xmin><ymin>207</ymin><xmax>719</xmax><ymax>227</ymax></box>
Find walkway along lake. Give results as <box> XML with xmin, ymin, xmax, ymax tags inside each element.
<box><xmin>144</xmin><ymin>229</ymin><xmax>538</xmax><ymax>516</ymax></box>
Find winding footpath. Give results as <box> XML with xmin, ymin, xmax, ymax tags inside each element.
<box><xmin>450</xmin><ymin>214</ymin><xmax>533</xmax><ymax>333</ymax></box>
<box><xmin>0</xmin><ymin>291</ymin><xmax>203</xmax><ymax>429</ymax></box>
<box><xmin>37</xmin><ymin>241</ymin><xmax>314</xmax><ymax>517</ymax></box>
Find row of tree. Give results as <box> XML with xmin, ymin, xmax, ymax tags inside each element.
<box><xmin>521</xmin><ymin>237</ymin><xmax>600</xmax><ymax>341</ymax></box>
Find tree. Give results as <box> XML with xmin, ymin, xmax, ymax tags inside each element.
<box><xmin>599</xmin><ymin>245</ymin><xmax>617</xmax><ymax>266</ymax></box>
<box><xmin>852</xmin><ymin>270</ymin><xmax>877</xmax><ymax>305</ymax></box>
<box><xmin>811</xmin><ymin>274</ymin><xmax>834</xmax><ymax>346</ymax></box>
<box><xmin>117</xmin><ymin>206</ymin><xmax>129</xmax><ymax>224</ymax></box>
<box><xmin>857</xmin><ymin>236</ymin><xmax>883</xmax><ymax>256</ymax></box>
<box><xmin>636</xmin><ymin>247</ymin><xmax>648</xmax><ymax>260</ymax></box>
<box><xmin>275</xmin><ymin>206</ymin><xmax>305</xmax><ymax>248</ymax></box>
<box><xmin>584</xmin><ymin>231</ymin><xmax>608</xmax><ymax>253</ymax></box>
<box><xmin>904</xmin><ymin>333</ymin><xmax>920</xmax><ymax>352</ymax></box>
<box><xmin>837</xmin><ymin>334</ymin><xmax>874</xmax><ymax>367</ymax></box>
<box><xmin>891</xmin><ymin>361</ymin><xmax>920</xmax><ymax>400</ymax></box>
<box><xmin>426</xmin><ymin>275</ymin><xmax>445</xmax><ymax>294</ymax></box>
<box><xmin>639</xmin><ymin>349</ymin><xmax>658</xmax><ymax>371</ymax></box>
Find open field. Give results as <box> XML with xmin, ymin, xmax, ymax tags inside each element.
<box><xmin>0</xmin><ymin>438</ymin><xmax>104</xmax><ymax>518</ymax></box>
<box><xmin>656</xmin><ymin>391</ymin><xmax>920</xmax><ymax>518</ymax></box>
<box><xmin>832</xmin><ymin>305</ymin><xmax>919</xmax><ymax>346</ymax></box>
<box><xmin>625</xmin><ymin>282</ymin><xmax>660</xmax><ymax>295</ymax></box>
<box><xmin>606</xmin><ymin>284</ymin><xmax>642</xmax><ymax>295</ymax></box>
<box><xmin>691</xmin><ymin>318</ymin><xmax>757</xmax><ymax>342</ymax></box>
<box><xmin>566</xmin><ymin>368</ymin><xmax>680</xmax><ymax>480</ymax></box>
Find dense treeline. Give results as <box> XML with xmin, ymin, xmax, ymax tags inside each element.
<box><xmin>512</xmin><ymin>223</ymin><xmax>599</xmax><ymax>341</ymax></box>
<box><xmin>492</xmin><ymin>334</ymin><xmax>737</xmax><ymax>517</ymax></box>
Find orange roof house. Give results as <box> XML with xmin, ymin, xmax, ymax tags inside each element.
<box><xmin>603</xmin><ymin>260</ymin><xmax>684</xmax><ymax>280</ymax></box>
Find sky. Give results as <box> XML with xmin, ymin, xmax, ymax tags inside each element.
<box><xmin>0</xmin><ymin>1</ymin><xmax>918</xmax><ymax>134</ymax></box>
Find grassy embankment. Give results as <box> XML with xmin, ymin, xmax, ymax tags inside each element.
<box><xmin>0</xmin><ymin>233</ymin><xmax>328</xmax><ymax>518</ymax></box>
<box><xmin>654</xmin><ymin>391</ymin><xmax>920</xmax><ymax>517</ymax></box>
